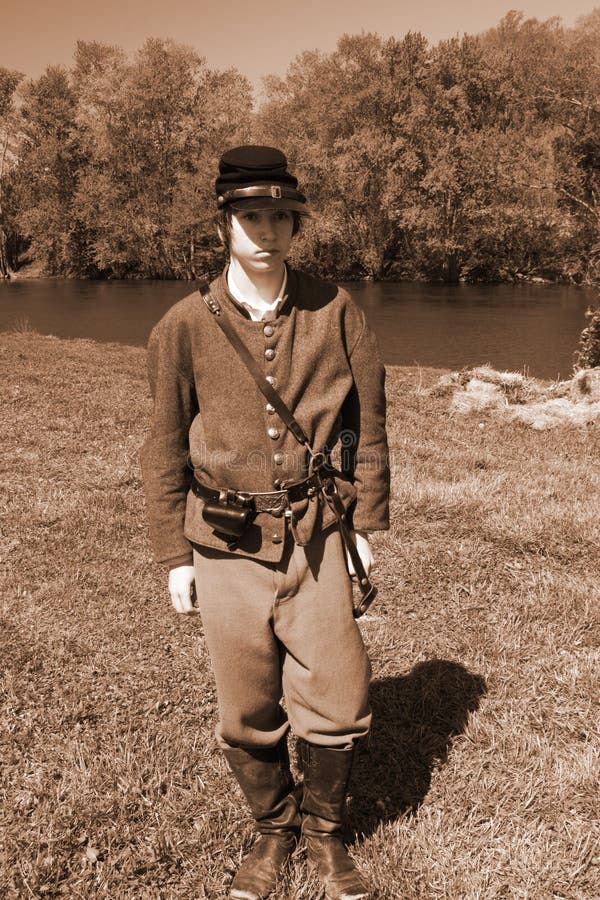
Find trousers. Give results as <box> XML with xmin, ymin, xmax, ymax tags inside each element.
<box><xmin>193</xmin><ymin>525</ymin><xmax>372</xmax><ymax>749</ymax></box>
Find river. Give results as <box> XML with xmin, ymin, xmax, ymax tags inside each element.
<box><xmin>0</xmin><ymin>278</ymin><xmax>597</xmax><ymax>380</ymax></box>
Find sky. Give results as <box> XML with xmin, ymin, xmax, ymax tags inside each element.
<box><xmin>2</xmin><ymin>0</ymin><xmax>596</xmax><ymax>91</ymax></box>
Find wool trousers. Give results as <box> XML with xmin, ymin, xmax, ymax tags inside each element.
<box><xmin>193</xmin><ymin>525</ymin><xmax>372</xmax><ymax>750</ymax></box>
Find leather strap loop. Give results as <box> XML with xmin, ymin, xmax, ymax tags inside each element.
<box><xmin>320</xmin><ymin>477</ymin><xmax>377</xmax><ymax>618</ymax></box>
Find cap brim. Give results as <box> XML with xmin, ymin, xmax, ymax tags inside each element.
<box><xmin>228</xmin><ymin>197</ymin><xmax>312</xmax><ymax>217</ymax></box>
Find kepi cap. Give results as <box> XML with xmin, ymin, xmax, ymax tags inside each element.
<box><xmin>216</xmin><ymin>145</ymin><xmax>311</xmax><ymax>216</ymax></box>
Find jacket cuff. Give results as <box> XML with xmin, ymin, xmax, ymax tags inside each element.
<box><xmin>352</xmin><ymin>513</ymin><xmax>390</xmax><ymax>532</ymax></box>
<box><xmin>167</xmin><ymin>552</ymin><xmax>194</xmax><ymax>570</ymax></box>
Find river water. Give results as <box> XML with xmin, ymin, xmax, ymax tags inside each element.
<box><xmin>0</xmin><ymin>278</ymin><xmax>597</xmax><ymax>380</ymax></box>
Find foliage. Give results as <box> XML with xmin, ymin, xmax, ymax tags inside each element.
<box><xmin>4</xmin><ymin>12</ymin><xmax>600</xmax><ymax>282</ymax></box>
<box><xmin>12</xmin><ymin>66</ymin><xmax>81</xmax><ymax>275</ymax></box>
<box><xmin>258</xmin><ymin>12</ymin><xmax>600</xmax><ymax>283</ymax></box>
<box><xmin>574</xmin><ymin>304</ymin><xmax>600</xmax><ymax>369</ymax></box>
<box><xmin>9</xmin><ymin>40</ymin><xmax>252</xmax><ymax>278</ymax></box>
<box><xmin>0</xmin><ymin>66</ymin><xmax>24</xmax><ymax>276</ymax></box>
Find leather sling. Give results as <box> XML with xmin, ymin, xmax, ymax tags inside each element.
<box><xmin>198</xmin><ymin>282</ymin><xmax>377</xmax><ymax>618</ymax></box>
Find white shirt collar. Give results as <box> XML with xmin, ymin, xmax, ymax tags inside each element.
<box><xmin>227</xmin><ymin>266</ymin><xmax>288</xmax><ymax>321</ymax></box>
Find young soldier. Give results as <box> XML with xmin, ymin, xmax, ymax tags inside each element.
<box><xmin>140</xmin><ymin>146</ymin><xmax>390</xmax><ymax>900</ymax></box>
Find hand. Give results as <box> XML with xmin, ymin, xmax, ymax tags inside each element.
<box><xmin>346</xmin><ymin>531</ymin><xmax>374</xmax><ymax>580</ymax></box>
<box><xmin>168</xmin><ymin>565</ymin><xmax>197</xmax><ymax>614</ymax></box>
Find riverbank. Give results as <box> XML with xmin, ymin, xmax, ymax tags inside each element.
<box><xmin>6</xmin><ymin>264</ymin><xmax>598</xmax><ymax>286</ymax></box>
<box><xmin>1</xmin><ymin>332</ymin><xmax>598</xmax><ymax>898</ymax></box>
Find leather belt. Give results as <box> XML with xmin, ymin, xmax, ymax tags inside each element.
<box><xmin>217</xmin><ymin>184</ymin><xmax>307</xmax><ymax>207</ymax></box>
<box><xmin>191</xmin><ymin>471</ymin><xmax>323</xmax><ymax>517</ymax></box>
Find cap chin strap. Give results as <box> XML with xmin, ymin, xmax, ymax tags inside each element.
<box><xmin>217</xmin><ymin>183</ymin><xmax>307</xmax><ymax>208</ymax></box>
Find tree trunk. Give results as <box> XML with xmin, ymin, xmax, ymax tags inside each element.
<box><xmin>0</xmin><ymin>226</ymin><xmax>10</xmax><ymax>278</ymax></box>
<box><xmin>444</xmin><ymin>252</ymin><xmax>461</xmax><ymax>284</ymax></box>
<box><xmin>189</xmin><ymin>233</ymin><xmax>197</xmax><ymax>279</ymax></box>
<box><xmin>0</xmin><ymin>131</ymin><xmax>10</xmax><ymax>277</ymax></box>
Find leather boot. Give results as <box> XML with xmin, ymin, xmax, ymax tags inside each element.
<box><xmin>299</xmin><ymin>740</ymin><xmax>370</xmax><ymax>900</ymax></box>
<box><xmin>223</xmin><ymin>739</ymin><xmax>301</xmax><ymax>900</ymax></box>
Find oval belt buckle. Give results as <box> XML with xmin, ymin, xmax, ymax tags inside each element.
<box><xmin>270</xmin><ymin>491</ymin><xmax>291</xmax><ymax>518</ymax></box>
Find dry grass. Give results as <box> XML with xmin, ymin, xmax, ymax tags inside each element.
<box><xmin>1</xmin><ymin>333</ymin><xmax>599</xmax><ymax>899</ymax></box>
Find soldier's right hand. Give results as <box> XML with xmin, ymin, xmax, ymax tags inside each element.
<box><xmin>168</xmin><ymin>565</ymin><xmax>197</xmax><ymax>614</ymax></box>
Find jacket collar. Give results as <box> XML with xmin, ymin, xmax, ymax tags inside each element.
<box><xmin>213</xmin><ymin>265</ymin><xmax>298</xmax><ymax>321</ymax></box>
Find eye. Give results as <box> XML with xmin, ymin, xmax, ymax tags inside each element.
<box><xmin>276</xmin><ymin>211</ymin><xmax>292</xmax><ymax>222</ymax></box>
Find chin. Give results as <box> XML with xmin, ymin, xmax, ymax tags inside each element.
<box><xmin>252</xmin><ymin>259</ymin><xmax>280</xmax><ymax>270</ymax></box>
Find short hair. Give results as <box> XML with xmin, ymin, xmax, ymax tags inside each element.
<box><xmin>216</xmin><ymin>209</ymin><xmax>302</xmax><ymax>252</ymax></box>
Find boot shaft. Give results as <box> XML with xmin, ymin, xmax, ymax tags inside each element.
<box><xmin>298</xmin><ymin>740</ymin><xmax>355</xmax><ymax>832</ymax></box>
<box><xmin>223</xmin><ymin>739</ymin><xmax>300</xmax><ymax>833</ymax></box>
<box><xmin>298</xmin><ymin>741</ymin><xmax>370</xmax><ymax>899</ymax></box>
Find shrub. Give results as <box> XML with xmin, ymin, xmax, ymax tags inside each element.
<box><xmin>574</xmin><ymin>305</ymin><xmax>600</xmax><ymax>370</ymax></box>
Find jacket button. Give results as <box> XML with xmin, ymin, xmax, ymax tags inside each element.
<box><xmin>273</xmin><ymin>452</ymin><xmax>284</xmax><ymax>465</ymax></box>
<box><xmin>263</xmin><ymin>324</ymin><xmax>275</xmax><ymax>337</ymax></box>
<box><xmin>271</xmin><ymin>533</ymin><xmax>283</xmax><ymax>544</ymax></box>
<box><xmin>266</xmin><ymin>375</ymin><xmax>277</xmax><ymax>387</ymax></box>
<box><xmin>266</xmin><ymin>403</ymin><xmax>276</xmax><ymax>414</ymax></box>
<box><xmin>265</xmin><ymin>348</ymin><xmax>276</xmax><ymax>361</ymax></box>
<box><xmin>268</xmin><ymin>427</ymin><xmax>280</xmax><ymax>440</ymax></box>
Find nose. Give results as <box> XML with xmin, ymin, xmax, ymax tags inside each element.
<box><xmin>260</xmin><ymin>217</ymin><xmax>276</xmax><ymax>240</ymax></box>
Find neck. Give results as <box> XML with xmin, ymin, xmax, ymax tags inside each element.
<box><xmin>228</xmin><ymin>258</ymin><xmax>286</xmax><ymax>305</ymax></box>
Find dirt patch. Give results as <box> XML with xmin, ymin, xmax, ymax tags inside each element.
<box><xmin>433</xmin><ymin>365</ymin><xmax>600</xmax><ymax>429</ymax></box>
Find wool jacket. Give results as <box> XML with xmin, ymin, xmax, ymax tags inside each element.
<box><xmin>139</xmin><ymin>267</ymin><xmax>390</xmax><ymax>569</ymax></box>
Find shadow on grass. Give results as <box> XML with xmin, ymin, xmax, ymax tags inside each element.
<box><xmin>349</xmin><ymin>659</ymin><xmax>487</xmax><ymax>839</ymax></box>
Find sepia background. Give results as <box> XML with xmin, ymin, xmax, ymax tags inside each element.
<box><xmin>1</xmin><ymin>3</ymin><xmax>599</xmax><ymax>899</ymax></box>
<box><xmin>2</xmin><ymin>0</ymin><xmax>596</xmax><ymax>85</ymax></box>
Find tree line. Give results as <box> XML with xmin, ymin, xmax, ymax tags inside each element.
<box><xmin>0</xmin><ymin>10</ymin><xmax>599</xmax><ymax>284</ymax></box>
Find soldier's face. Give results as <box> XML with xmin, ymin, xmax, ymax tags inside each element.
<box><xmin>229</xmin><ymin>209</ymin><xmax>294</xmax><ymax>274</ymax></box>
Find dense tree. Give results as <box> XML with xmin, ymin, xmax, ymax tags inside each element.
<box><xmin>477</xmin><ymin>11</ymin><xmax>599</xmax><ymax>281</ymax></box>
<box><xmin>546</xmin><ymin>11</ymin><xmax>600</xmax><ymax>281</ymax></box>
<box><xmin>388</xmin><ymin>32</ymin><xmax>571</xmax><ymax>282</ymax></box>
<box><xmin>0</xmin><ymin>66</ymin><xmax>22</xmax><ymax>276</ymax></box>
<box><xmin>69</xmin><ymin>39</ymin><xmax>253</xmax><ymax>278</ymax></box>
<box><xmin>11</xmin><ymin>66</ymin><xmax>82</xmax><ymax>274</ymax></box>
<box><xmin>4</xmin><ymin>13</ymin><xmax>600</xmax><ymax>283</ymax></box>
<box><xmin>8</xmin><ymin>40</ymin><xmax>252</xmax><ymax>278</ymax></box>
<box><xmin>257</xmin><ymin>34</ymin><xmax>410</xmax><ymax>278</ymax></box>
<box><xmin>259</xmin><ymin>13</ymin><xmax>600</xmax><ymax>283</ymax></box>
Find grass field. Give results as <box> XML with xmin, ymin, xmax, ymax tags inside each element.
<box><xmin>1</xmin><ymin>331</ymin><xmax>599</xmax><ymax>899</ymax></box>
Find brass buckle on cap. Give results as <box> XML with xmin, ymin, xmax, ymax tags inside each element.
<box><xmin>270</xmin><ymin>185</ymin><xmax>282</xmax><ymax>198</ymax></box>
